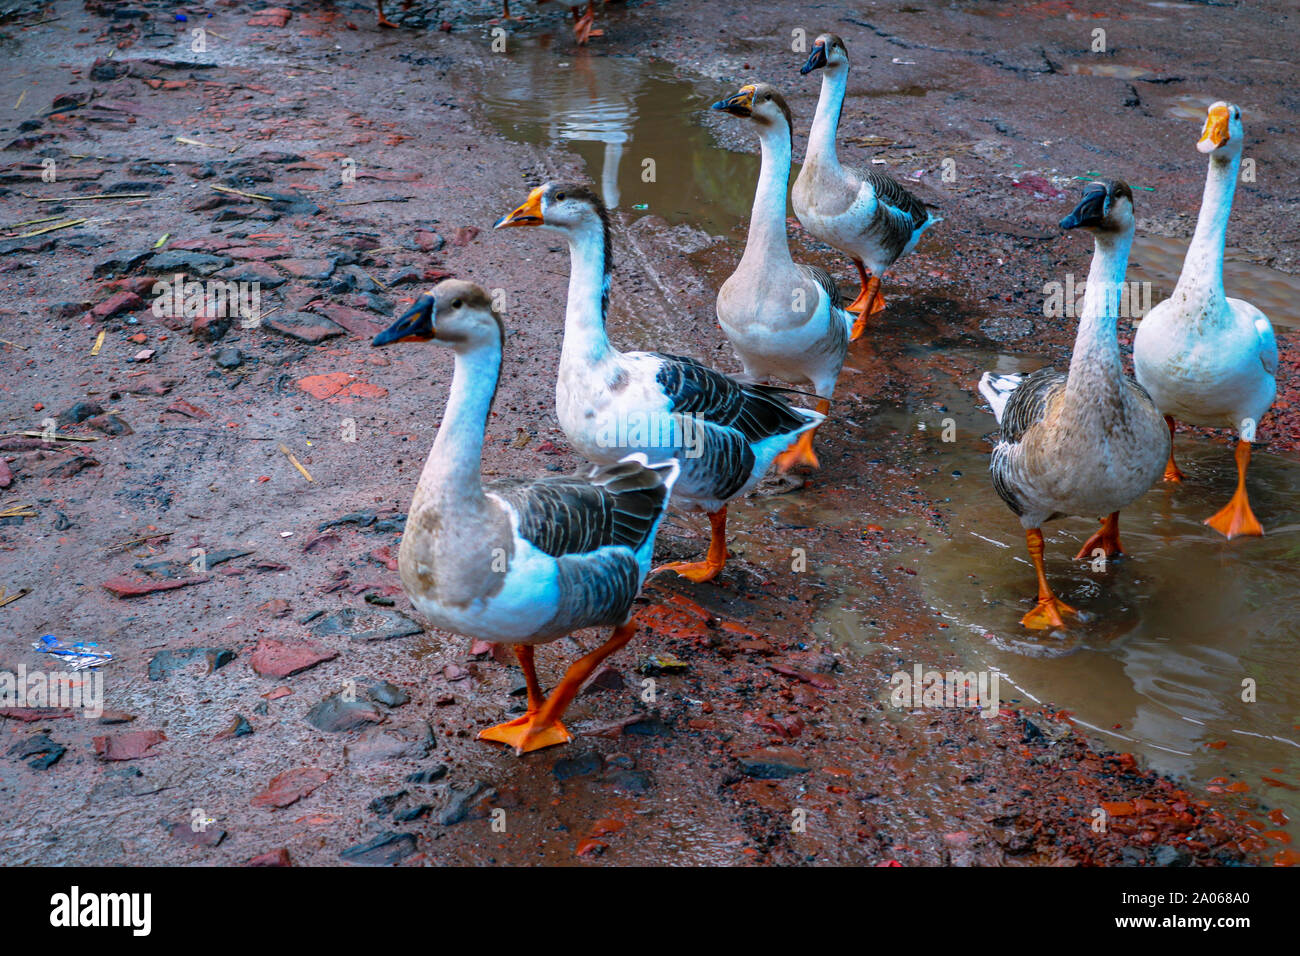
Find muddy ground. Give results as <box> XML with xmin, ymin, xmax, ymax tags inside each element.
<box><xmin>0</xmin><ymin>0</ymin><xmax>1296</xmax><ymax>866</ymax></box>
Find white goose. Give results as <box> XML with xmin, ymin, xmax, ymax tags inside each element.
<box><xmin>785</xmin><ymin>33</ymin><xmax>941</xmax><ymax>340</ymax></box>
<box><xmin>372</xmin><ymin>279</ymin><xmax>679</xmax><ymax>754</ymax></box>
<box><xmin>980</xmin><ymin>181</ymin><xmax>1168</xmax><ymax>630</ymax></box>
<box><xmin>712</xmin><ymin>82</ymin><xmax>853</xmax><ymax>472</ymax></box>
<box><xmin>495</xmin><ymin>182</ymin><xmax>822</xmax><ymax>583</ymax></box>
<box><xmin>1133</xmin><ymin>101</ymin><xmax>1278</xmax><ymax>538</ymax></box>
<box><xmin>793</xmin><ymin>33</ymin><xmax>941</xmax><ymax>339</ymax></box>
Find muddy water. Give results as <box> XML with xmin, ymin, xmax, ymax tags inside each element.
<box><xmin>1129</xmin><ymin>233</ymin><xmax>1300</xmax><ymax>330</ymax></box>
<box><xmin>478</xmin><ymin>39</ymin><xmax>761</xmax><ymax>234</ymax></box>
<box><xmin>897</xmin><ymin>355</ymin><xmax>1300</xmax><ymax>838</ymax></box>
<box><xmin>471</xmin><ymin>40</ymin><xmax>1300</xmax><ymax>841</ymax></box>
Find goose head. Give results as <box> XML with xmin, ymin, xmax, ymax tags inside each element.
<box><xmin>373</xmin><ymin>279</ymin><xmax>503</xmax><ymax>352</ymax></box>
<box><xmin>494</xmin><ymin>181</ymin><xmax>608</xmax><ymax>236</ymax></box>
<box><xmin>711</xmin><ymin>82</ymin><xmax>794</xmax><ymax>136</ymax></box>
<box><xmin>1059</xmin><ymin>179</ymin><xmax>1135</xmax><ymax>237</ymax></box>
<box><xmin>1197</xmin><ymin>101</ymin><xmax>1244</xmax><ymax>156</ymax></box>
<box><xmin>800</xmin><ymin>33</ymin><xmax>849</xmax><ymax>74</ymax></box>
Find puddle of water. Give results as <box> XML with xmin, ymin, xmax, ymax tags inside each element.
<box><xmin>1129</xmin><ymin>233</ymin><xmax>1300</xmax><ymax>330</ymax></box>
<box><xmin>1066</xmin><ymin>63</ymin><xmax>1152</xmax><ymax>79</ymax></box>
<box><xmin>476</xmin><ymin>40</ymin><xmax>762</xmax><ymax>235</ymax></box>
<box><xmin>888</xmin><ymin>359</ymin><xmax>1300</xmax><ymax>840</ymax></box>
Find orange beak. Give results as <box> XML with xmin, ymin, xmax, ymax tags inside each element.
<box><xmin>1197</xmin><ymin>104</ymin><xmax>1230</xmax><ymax>153</ymax></box>
<box><xmin>494</xmin><ymin>186</ymin><xmax>545</xmax><ymax>228</ymax></box>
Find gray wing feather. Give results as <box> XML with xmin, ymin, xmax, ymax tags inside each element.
<box><xmin>488</xmin><ymin>458</ymin><xmax>674</xmax><ymax>559</ymax></box>
<box><xmin>796</xmin><ymin>263</ymin><xmax>844</xmax><ymax>311</ymax></box>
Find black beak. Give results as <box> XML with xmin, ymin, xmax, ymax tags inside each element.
<box><xmin>373</xmin><ymin>294</ymin><xmax>435</xmax><ymax>346</ymax></box>
<box><xmin>1060</xmin><ymin>187</ymin><xmax>1108</xmax><ymax>230</ymax></box>
<box><xmin>800</xmin><ymin>43</ymin><xmax>828</xmax><ymax>75</ymax></box>
<box><xmin>711</xmin><ymin>91</ymin><xmax>752</xmax><ymax>116</ymax></box>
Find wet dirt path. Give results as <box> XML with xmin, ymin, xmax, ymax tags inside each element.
<box><xmin>0</xmin><ymin>1</ymin><xmax>1295</xmax><ymax>866</ymax></box>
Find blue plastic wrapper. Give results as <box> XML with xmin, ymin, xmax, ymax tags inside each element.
<box><xmin>33</xmin><ymin>634</ymin><xmax>113</xmax><ymax>671</ymax></box>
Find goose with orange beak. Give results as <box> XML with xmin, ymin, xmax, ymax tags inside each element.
<box><xmin>495</xmin><ymin>182</ymin><xmax>822</xmax><ymax>583</ymax></box>
<box><xmin>712</xmin><ymin>82</ymin><xmax>853</xmax><ymax>473</ymax></box>
<box><xmin>1133</xmin><ymin>102</ymin><xmax>1278</xmax><ymax>538</ymax></box>
<box><xmin>371</xmin><ymin>279</ymin><xmax>680</xmax><ymax>754</ymax></box>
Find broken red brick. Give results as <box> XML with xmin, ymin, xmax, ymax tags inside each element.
<box><xmin>91</xmin><ymin>290</ymin><xmax>143</xmax><ymax>319</ymax></box>
<box><xmin>93</xmin><ymin>729</ymin><xmax>166</xmax><ymax>761</ymax></box>
<box><xmin>102</xmin><ymin>574</ymin><xmax>208</xmax><ymax>598</ymax></box>
<box><xmin>249</xmin><ymin>638</ymin><xmax>338</xmax><ymax>678</ymax></box>
<box><xmin>252</xmin><ymin>767</ymin><xmax>329</xmax><ymax>808</ymax></box>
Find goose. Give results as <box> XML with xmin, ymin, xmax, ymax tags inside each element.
<box><xmin>495</xmin><ymin>182</ymin><xmax>823</xmax><ymax>583</ymax></box>
<box><xmin>979</xmin><ymin>180</ymin><xmax>1168</xmax><ymax>630</ymax></box>
<box><xmin>712</xmin><ymin>82</ymin><xmax>853</xmax><ymax>472</ymax></box>
<box><xmin>793</xmin><ymin>33</ymin><xmax>941</xmax><ymax>339</ymax></box>
<box><xmin>1132</xmin><ymin>101</ymin><xmax>1278</xmax><ymax>538</ymax></box>
<box><xmin>371</xmin><ymin>279</ymin><xmax>679</xmax><ymax>754</ymax></box>
<box><xmin>538</xmin><ymin>0</ymin><xmax>602</xmax><ymax>44</ymax></box>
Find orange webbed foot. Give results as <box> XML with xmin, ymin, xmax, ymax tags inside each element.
<box><xmin>1021</xmin><ymin>595</ymin><xmax>1077</xmax><ymax>630</ymax></box>
<box><xmin>775</xmin><ymin>432</ymin><xmax>820</xmax><ymax>473</ymax></box>
<box><xmin>1204</xmin><ymin>494</ymin><xmax>1264</xmax><ymax>539</ymax></box>
<box><xmin>377</xmin><ymin>15</ymin><xmax>399</xmax><ymax>28</ymax></box>
<box><xmin>653</xmin><ymin>558</ymin><xmax>725</xmax><ymax>583</ymax></box>
<box><xmin>478</xmin><ymin>713</ymin><xmax>572</xmax><ymax>755</ymax></box>
<box><xmin>1074</xmin><ymin>513</ymin><xmax>1124</xmax><ymax>561</ymax></box>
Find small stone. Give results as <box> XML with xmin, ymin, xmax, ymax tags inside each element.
<box><xmin>306</xmin><ymin>693</ymin><xmax>384</xmax><ymax>733</ymax></box>
<box><xmin>553</xmin><ymin>750</ymin><xmax>603</xmax><ymax>782</ymax></box>
<box><xmin>214</xmin><ymin>347</ymin><xmax>244</xmax><ymax>369</ymax></box>
<box><xmin>215</xmin><ymin>714</ymin><xmax>253</xmax><ymax>740</ymax></box>
<box><xmin>344</xmin><ymin>720</ymin><xmax>434</xmax><ymax>764</ymax></box>
<box><xmin>339</xmin><ymin>832</ymin><xmax>417</xmax><ymax>866</ymax></box>
<box><xmin>310</xmin><ymin>607</ymin><xmax>421</xmax><ymax>644</ymax></box>
<box><xmin>405</xmin><ymin>764</ymin><xmax>449</xmax><ymax>784</ymax></box>
<box><xmin>738</xmin><ymin>747</ymin><xmax>809</xmax><ymax>779</ymax></box>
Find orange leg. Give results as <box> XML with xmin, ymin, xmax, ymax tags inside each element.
<box><xmin>654</xmin><ymin>508</ymin><xmax>728</xmax><ymax>583</ymax></box>
<box><xmin>376</xmin><ymin>0</ymin><xmax>398</xmax><ymax>27</ymax></box>
<box><xmin>1074</xmin><ymin>511</ymin><xmax>1124</xmax><ymax>561</ymax></box>
<box><xmin>1021</xmin><ymin>527</ymin><xmax>1077</xmax><ymax>630</ymax></box>
<box><xmin>494</xmin><ymin>0</ymin><xmax>524</xmax><ymax>20</ymax></box>
<box><xmin>846</xmin><ymin>261</ymin><xmax>887</xmax><ymax>339</ymax></box>
<box><xmin>776</xmin><ymin>398</ymin><xmax>831</xmax><ymax>472</ymax></box>
<box><xmin>1163</xmin><ymin>415</ymin><xmax>1184</xmax><ymax>483</ymax></box>
<box><xmin>1204</xmin><ymin>439</ymin><xmax>1264</xmax><ymax>538</ymax></box>
<box><xmin>574</xmin><ymin>1</ymin><xmax>603</xmax><ymax>43</ymax></box>
<box><xmin>479</xmin><ymin>621</ymin><xmax>638</xmax><ymax>755</ymax></box>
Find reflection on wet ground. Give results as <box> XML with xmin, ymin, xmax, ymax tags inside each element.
<box><xmin>472</xmin><ymin>39</ymin><xmax>1300</xmax><ymax>843</ymax></box>
<box><xmin>478</xmin><ymin>38</ymin><xmax>762</xmax><ymax>234</ymax></box>
<box><xmin>1129</xmin><ymin>233</ymin><xmax>1300</xmax><ymax>330</ymax></box>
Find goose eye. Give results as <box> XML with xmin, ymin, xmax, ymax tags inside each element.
<box><xmin>764</xmin><ymin>93</ymin><xmax>772</xmax><ymax>101</ymax></box>
<box><xmin>452</xmin><ymin>299</ymin><xmax>462</xmax><ymax>309</ymax></box>
<box><xmin>554</xmin><ymin>191</ymin><xmax>566</xmax><ymax>202</ymax></box>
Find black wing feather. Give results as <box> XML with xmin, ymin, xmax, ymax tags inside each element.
<box><xmin>489</xmin><ymin>458</ymin><xmax>673</xmax><ymax>559</ymax></box>
<box><xmin>653</xmin><ymin>353</ymin><xmax>814</xmax><ymax>443</ymax></box>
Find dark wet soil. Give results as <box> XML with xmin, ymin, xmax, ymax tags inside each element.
<box><xmin>1</xmin><ymin>0</ymin><xmax>1296</xmax><ymax>866</ymax></box>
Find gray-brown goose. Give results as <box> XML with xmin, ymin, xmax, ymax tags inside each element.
<box><xmin>372</xmin><ymin>279</ymin><xmax>679</xmax><ymax>754</ymax></box>
<box><xmin>979</xmin><ymin>181</ymin><xmax>1167</xmax><ymax>630</ymax></box>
